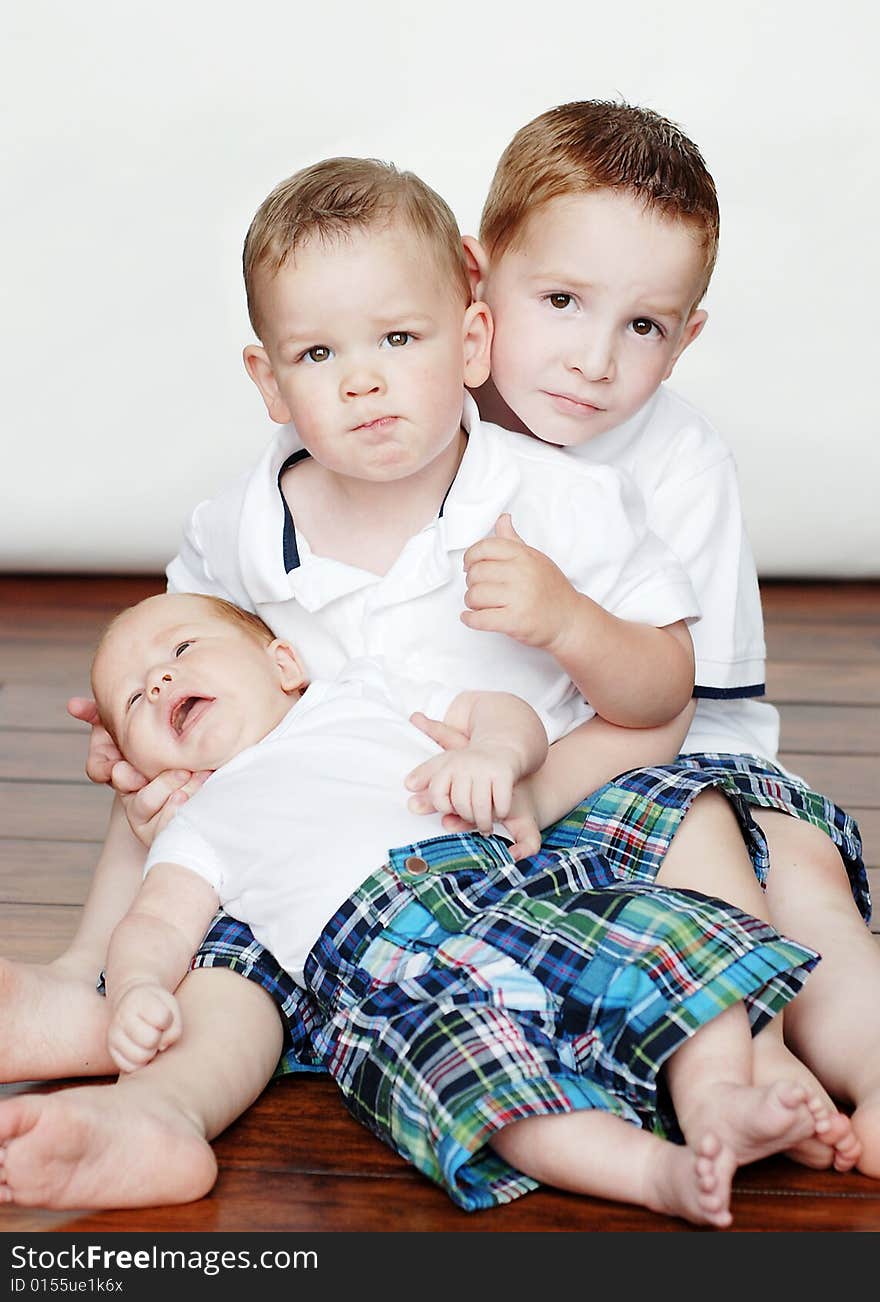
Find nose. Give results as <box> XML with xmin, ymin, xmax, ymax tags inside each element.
<box><xmin>147</xmin><ymin>667</ymin><xmax>174</xmax><ymax>700</ymax></box>
<box><xmin>567</xmin><ymin>328</ymin><xmax>616</xmax><ymax>384</ymax></box>
<box><xmin>341</xmin><ymin>359</ymin><xmax>386</xmax><ymax>401</ymax></box>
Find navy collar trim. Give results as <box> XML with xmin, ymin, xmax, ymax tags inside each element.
<box><xmin>275</xmin><ymin>435</ymin><xmax>466</xmax><ymax>573</ymax></box>
<box><xmin>278</xmin><ymin>448</ymin><xmax>311</xmax><ymax>573</ymax></box>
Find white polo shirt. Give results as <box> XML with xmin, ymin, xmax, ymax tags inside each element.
<box><xmin>569</xmin><ymin>385</ymin><xmax>779</xmax><ymax>760</ymax></box>
<box><xmin>168</xmin><ymin>394</ymin><xmax>699</xmax><ymax>743</ymax></box>
<box><xmin>145</xmin><ymin>661</ymin><xmax>459</xmax><ymax>986</ymax></box>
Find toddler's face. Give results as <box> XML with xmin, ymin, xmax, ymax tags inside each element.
<box><xmin>92</xmin><ymin>595</ymin><xmax>303</xmax><ymax>780</ymax></box>
<box><xmin>244</xmin><ymin>219</ymin><xmax>490</xmax><ymax>484</ymax></box>
<box><xmin>480</xmin><ymin>190</ymin><xmax>708</xmax><ymax>445</ymax></box>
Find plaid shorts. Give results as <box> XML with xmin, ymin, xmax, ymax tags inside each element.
<box><xmin>189</xmin><ymin>751</ymin><xmax>864</xmax><ymax>1075</ymax></box>
<box><xmin>300</xmin><ymin>834</ymin><xmax>817</xmax><ymax>1209</ymax></box>
<box><xmin>541</xmin><ymin>753</ymin><xmax>868</xmax><ymax>922</ymax></box>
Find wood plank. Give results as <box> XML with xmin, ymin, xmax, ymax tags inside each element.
<box><xmin>0</xmin><ymin>781</ymin><xmax>113</xmax><ymax>841</ymax></box>
<box><xmin>761</xmin><ymin>582</ymin><xmax>880</xmax><ymax>624</ymax></box>
<box><xmin>776</xmin><ymin>754</ymin><xmax>878</xmax><ymax>808</ymax></box>
<box><xmin>766</xmin><ymin>624</ymin><xmax>880</xmax><ymax>663</ymax></box>
<box><xmin>0</xmin><ymin>576</ymin><xmax>164</xmax><ymax>612</ymax></box>
<box><xmin>766</xmin><ymin>662</ymin><xmax>880</xmax><ymax>705</ymax></box>
<box><xmin>0</xmin><ymin>903</ymin><xmax>83</xmax><ymax>962</ymax></box>
<box><xmin>0</xmin><ymin>1158</ymin><xmax>877</xmax><ymax>1234</ymax></box>
<box><xmin>0</xmin><ymin>684</ymin><xmax>89</xmax><ymax>731</ymax></box>
<box><xmin>777</xmin><ymin>705</ymin><xmax>879</xmax><ymax>756</ymax></box>
<box><xmin>0</xmin><ymin>732</ymin><xmax>91</xmax><ymax>782</ymax></box>
<box><xmin>0</xmin><ymin>643</ymin><xmax>94</xmax><ymax>685</ymax></box>
<box><xmin>0</xmin><ymin>839</ymin><xmax>99</xmax><ymax>905</ymax></box>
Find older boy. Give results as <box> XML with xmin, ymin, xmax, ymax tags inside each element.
<box><xmin>462</xmin><ymin>99</ymin><xmax>877</xmax><ymax>1172</ymax></box>
<box><xmin>25</xmin><ymin>589</ymin><xmax>827</xmax><ymax>1229</ymax></box>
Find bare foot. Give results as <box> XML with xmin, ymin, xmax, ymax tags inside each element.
<box><xmin>0</xmin><ymin>958</ymin><xmax>114</xmax><ymax>1082</ymax></box>
<box><xmin>753</xmin><ymin>1034</ymin><xmax>858</xmax><ymax>1170</ymax></box>
<box><xmin>852</xmin><ymin>1096</ymin><xmax>880</xmax><ymax>1178</ymax></box>
<box><xmin>646</xmin><ymin>1132</ymin><xmax>734</xmax><ymax>1229</ymax></box>
<box><xmin>0</xmin><ymin>1084</ymin><xmax>217</xmax><ymax>1208</ymax></box>
<box><xmin>680</xmin><ymin>1079</ymin><xmax>827</xmax><ymax>1169</ymax></box>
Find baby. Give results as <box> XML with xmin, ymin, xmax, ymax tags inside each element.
<box><xmin>84</xmin><ymin>590</ymin><xmax>829</xmax><ymax>1229</ymax></box>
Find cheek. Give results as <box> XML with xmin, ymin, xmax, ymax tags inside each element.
<box><xmin>490</xmin><ymin>311</ymin><xmax>528</xmax><ymax>370</ymax></box>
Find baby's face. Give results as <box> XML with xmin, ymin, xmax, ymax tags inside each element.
<box><xmin>481</xmin><ymin>190</ymin><xmax>708</xmax><ymax>445</ymax></box>
<box><xmin>92</xmin><ymin>595</ymin><xmax>302</xmax><ymax>780</ymax></box>
<box><xmin>244</xmin><ymin>219</ymin><xmax>490</xmax><ymax>484</ymax></box>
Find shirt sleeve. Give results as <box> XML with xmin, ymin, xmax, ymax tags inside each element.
<box><xmin>558</xmin><ymin>466</ymin><xmax>701</xmax><ymax>631</ymax></box>
<box><xmin>146</xmin><ymin>811</ymin><xmax>227</xmax><ymax>895</ymax></box>
<box><xmin>165</xmin><ymin>478</ymin><xmax>256</xmax><ymax>612</ymax></box>
<box><xmin>648</xmin><ymin>453</ymin><xmax>766</xmax><ymax>696</ymax></box>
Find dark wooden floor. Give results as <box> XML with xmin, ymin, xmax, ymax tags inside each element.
<box><xmin>0</xmin><ymin>576</ymin><xmax>877</xmax><ymax>1233</ymax></box>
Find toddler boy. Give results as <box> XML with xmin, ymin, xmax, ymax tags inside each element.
<box><xmin>462</xmin><ymin>99</ymin><xmax>876</xmax><ymax>1171</ymax></box>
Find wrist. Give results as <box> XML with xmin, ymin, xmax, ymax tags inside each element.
<box><xmin>545</xmin><ymin>585</ymin><xmax>592</xmax><ymax>661</ymax></box>
<box><xmin>107</xmin><ymin>975</ymin><xmax>158</xmax><ymax>1009</ymax></box>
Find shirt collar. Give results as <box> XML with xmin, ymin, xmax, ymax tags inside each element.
<box><xmin>570</xmin><ymin>387</ymin><xmax>661</xmax><ymax>465</ymax></box>
<box><xmin>437</xmin><ymin>392</ymin><xmax>522</xmax><ymax>550</ymax></box>
<box><xmin>235</xmin><ymin>391</ymin><xmax>522</xmax><ymax>606</ymax></box>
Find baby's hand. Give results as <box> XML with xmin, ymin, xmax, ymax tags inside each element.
<box><xmin>121</xmin><ymin>770</ymin><xmax>211</xmax><ymax>848</ymax></box>
<box><xmin>405</xmin><ymin>740</ymin><xmax>522</xmax><ymax>835</ymax></box>
<box><xmin>107</xmin><ymin>983</ymin><xmax>182</xmax><ymax>1074</ymax></box>
<box><xmin>68</xmin><ymin>696</ymin><xmax>142</xmax><ymax>790</ymax></box>
<box><xmin>432</xmin><ymin>780</ymin><xmax>543</xmax><ymax>862</ymax></box>
<box><xmin>461</xmin><ymin>514</ymin><xmax>579</xmax><ymax>651</ymax></box>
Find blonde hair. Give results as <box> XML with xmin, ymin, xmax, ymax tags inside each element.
<box><xmin>243</xmin><ymin>156</ymin><xmax>471</xmax><ymax>337</ymax></box>
<box><xmin>481</xmin><ymin>100</ymin><xmax>720</xmax><ymax>303</ymax></box>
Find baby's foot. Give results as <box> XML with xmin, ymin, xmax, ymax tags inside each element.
<box><xmin>646</xmin><ymin>1132</ymin><xmax>734</xmax><ymax>1229</ymax></box>
<box><xmin>852</xmin><ymin>1095</ymin><xmax>880</xmax><ymax>1178</ymax></box>
<box><xmin>0</xmin><ymin>1085</ymin><xmax>217</xmax><ymax>1208</ymax></box>
<box><xmin>0</xmin><ymin>958</ymin><xmax>114</xmax><ymax>1083</ymax></box>
<box><xmin>752</xmin><ymin>1035</ymin><xmax>857</xmax><ymax>1170</ymax></box>
<box><xmin>681</xmin><ymin>1080</ymin><xmax>827</xmax><ymax>1169</ymax></box>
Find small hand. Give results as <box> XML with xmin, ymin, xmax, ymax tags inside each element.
<box><xmin>107</xmin><ymin>983</ymin><xmax>182</xmax><ymax>1074</ymax></box>
<box><xmin>120</xmin><ymin>769</ymin><xmax>212</xmax><ymax>848</ymax></box>
<box><xmin>436</xmin><ymin>781</ymin><xmax>542</xmax><ymax>862</ymax></box>
<box><xmin>68</xmin><ymin>696</ymin><xmax>144</xmax><ymax>790</ymax></box>
<box><xmin>405</xmin><ymin>738</ymin><xmax>520</xmax><ymax>835</ymax></box>
<box><xmin>461</xmin><ymin>514</ymin><xmax>578</xmax><ymax>650</ymax></box>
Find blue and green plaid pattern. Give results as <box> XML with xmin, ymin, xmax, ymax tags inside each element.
<box><xmin>190</xmin><ymin>751</ymin><xmax>863</xmax><ymax>1085</ymax></box>
<box><xmin>301</xmin><ymin>835</ymin><xmax>817</xmax><ymax>1209</ymax></box>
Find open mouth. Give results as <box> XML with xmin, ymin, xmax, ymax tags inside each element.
<box><xmin>170</xmin><ymin>696</ymin><xmax>213</xmax><ymax>736</ymax></box>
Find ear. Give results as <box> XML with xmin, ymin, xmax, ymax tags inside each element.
<box><xmin>461</xmin><ymin>299</ymin><xmax>493</xmax><ymax>388</ymax></box>
<box><xmin>266</xmin><ymin>639</ymin><xmax>308</xmax><ymax>695</ymax></box>
<box><xmin>462</xmin><ymin>235</ymin><xmax>490</xmax><ymax>300</ymax></box>
<box><xmin>243</xmin><ymin>345</ymin><xmax>292</xmax><ymax>425</ymax></box>
<box><xmin>664</xmin><ymin>309</ymin><xmax>708</xmax><ymax>379</ymax></box>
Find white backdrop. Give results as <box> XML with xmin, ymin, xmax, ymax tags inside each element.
<box><xmin>3</xmin><ymin>0</ymin><xmax>878</xmax><ymax>576</ymax></box>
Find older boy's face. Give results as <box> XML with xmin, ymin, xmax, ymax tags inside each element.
<box><xmin>481</xmin><ymin>190</ymin><xmax>708</xmax><ymax>444</ymax></box>
<box><xmin>92</xmin><ymin>595</ymin><xmax>302</xmax><ymax>780</ymax></box>
<box><xmin>244</xmin><ymin>220</ymin><xmax>489</xmax><ymax>483</ymax></box>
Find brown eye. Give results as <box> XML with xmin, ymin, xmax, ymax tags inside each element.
<box><xmin>384</xmin><ymin>332</ymin><xmax>412</xmax><ymax>347</ymax></box>
<box><xmin>631</xmin><ymin>319</ymin><xmax>656</xmax><ymax>337</ymax></box>
<box><xmin>305</xmin><ymin>346</ymin><xmax>332</xmax><ymax>363</ymax></box>
<box><xmin>548</xmin><ymin>294</ymin><xmax>572</xmax><ymax>310</ymax></box>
